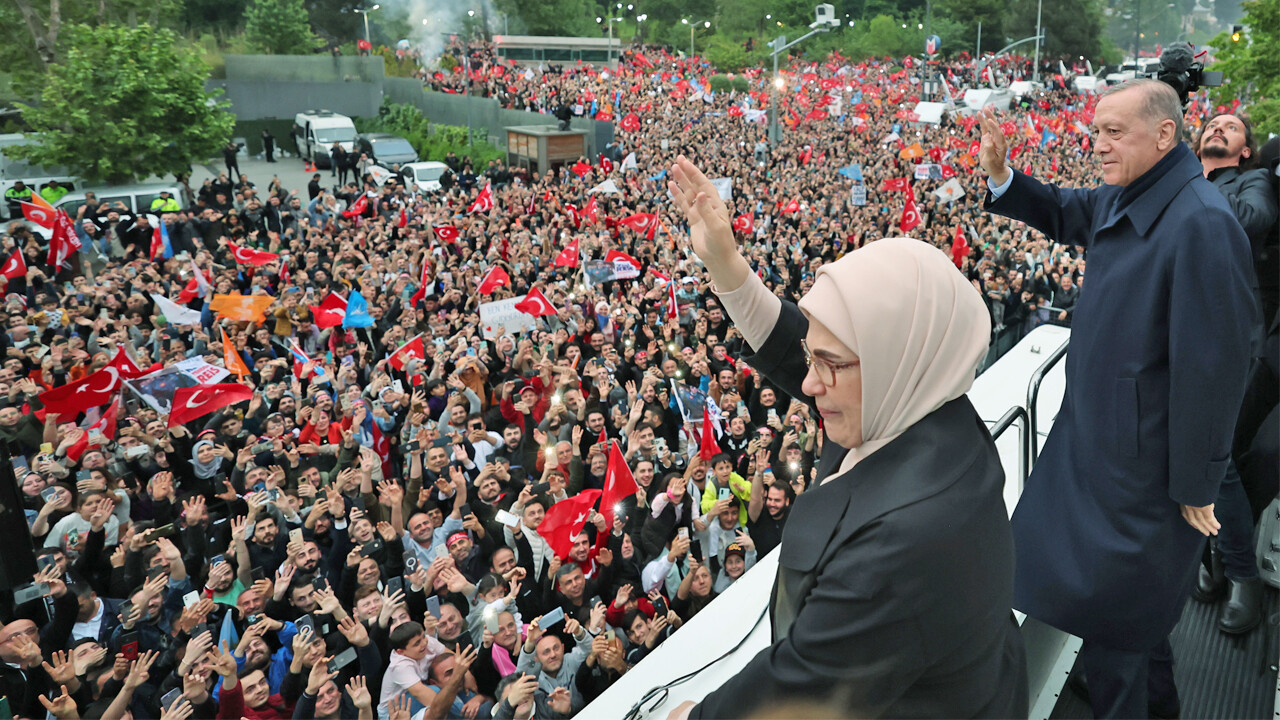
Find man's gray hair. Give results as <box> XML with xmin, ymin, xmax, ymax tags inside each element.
<box><xmin>1102</xmin><ymin>78</ymin><xmax>1185</xmax><ymax>139</ymax></box>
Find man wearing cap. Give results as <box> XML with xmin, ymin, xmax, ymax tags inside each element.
<box><xmin>4</xmin><ymin>180</ymin><xmax>32</xmax><ymax>216</ymax></box>
<box><xmin>446</xmin><ymin>530</ymin><xmax>488</xmax><ymax>583</ymax></box>
<box><xmin>150</xmin><ymin>191</ymin><xmax>180</xmax><ymax>213</ymax></box>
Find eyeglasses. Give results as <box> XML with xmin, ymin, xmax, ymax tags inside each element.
<box><xmin>801</xmin><ymin>339</ymin><xmax>859</xmax><ymax>388</ymax></box>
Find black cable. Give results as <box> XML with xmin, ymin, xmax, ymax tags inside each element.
<box><xmin>622</xmin><ymin>604</ymin><xmax>770</xmax><ymax>720</ymax></box>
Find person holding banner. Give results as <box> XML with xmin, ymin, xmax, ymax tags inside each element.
<box><xmin>664</xmin><ymin>156</ymin><xmax>1027</xmax><ymax>719</ymax></box>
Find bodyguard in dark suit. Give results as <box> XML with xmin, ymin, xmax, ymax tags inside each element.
<box><xmin>980</xmin><ymin>80</ymin><xmax>1255</xmax><ymax>717</ymax></box>
<box><xmin>665</xmin><ymin>158</ymin><xmax>1027</xmax><ymax>720</ymax></box>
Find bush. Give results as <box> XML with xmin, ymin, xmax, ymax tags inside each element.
<box><xmin>360</xmin><ymin>99</ymin><xmax>505</xmax><ymax>167</ymax></box>
<box><xmin>708</xmin><ymin>75</ymin><xmax>732</xmax><ymax>92</ymax></box>
<box><xmin>731</xmin><ymin>76</ymin><xmax>749</xmax><ymax>92</ymax></box>
<box><xmin>703</xmin><ymin>36</ymin><xmax>754</xmax><ymax>73</ymax></box>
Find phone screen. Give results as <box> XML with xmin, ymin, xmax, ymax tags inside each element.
<box><xmin>540</xmin><ymin>607</ymin><xmax>565</xmax><ymax>628</ymax></box>
<box><xmin>426</xmin><ymin>596</ymin><xmax>441</xmax><ymax>619</ymax></box>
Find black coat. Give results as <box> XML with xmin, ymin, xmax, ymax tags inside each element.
<box><xmin>987</xmin><ymin>143</ymin><xmax>1254</xmax><ymax>651</ymax></box>
<box><xmin>691</xmin><ymin>302</ymin><xmax>1027</xmax><ymax>719</ymax></box>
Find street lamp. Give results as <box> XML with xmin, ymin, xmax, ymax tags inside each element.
<box><xmin>598</xmin><ymin>15</ymin><xmax>623</xmax><ymax>63</ymax></box>
<box><xmin>354</xmin><ymin>4</ymin><xmax>380</xmax><ymax>46</ymax></box>
<box><xmin>682</xmin><ymin>18</ymin><xmax>711</xmax><ymax>57</ymax></box>
<box><xmin>768</xmin><ymin>5</ymin><xmax>840</xmax><ymax>144</ymax></box>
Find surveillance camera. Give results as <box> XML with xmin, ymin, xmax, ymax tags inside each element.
<box><xmin>811</xmin><ymin>3</ymin><xmax>836</xmax><ymax>29</ymax></box>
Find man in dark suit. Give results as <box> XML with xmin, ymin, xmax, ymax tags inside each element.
<box><xmin>68</xmin><ymin>582</ymin><xmax>123</xmax><ymax>645</ymax></box>
<box><xmin>980</xmin><ymin>79</ymin><xmax>1255</xmax><ymax>717</ymax></box>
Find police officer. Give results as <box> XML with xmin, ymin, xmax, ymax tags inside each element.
<box><xmin>149</xmin><ymin>191</ymin><xmax>181</xmax><ymax>213</ymax></box>
<box><xmin>4</xmin><ymin>180</ymin><xmax>32</xmax><ymax>217</ymax></box>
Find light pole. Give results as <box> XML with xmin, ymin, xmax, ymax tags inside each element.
<box><xmin>1032</xmin><ymin>0</ymin><xmax>1043</xmax><ymax>83</ymax></box>
<box><xmin>354</xmin><ymin>4</ymin><xmax>380</xmax><ymax>46</ymax></box>
<box><xmin>598</xmin><ymin>15</ymin><xmax>623</xmax><ymax>65</ymax></box>
<box><xmin>682</xmin><ymin>18</ymin><xmax>710</xmax><ymax>57</ymax></box>
<box><xmin>767</xmin><ymin>24</ymin><xmax>834</xmax><ymax>144</ymax></box>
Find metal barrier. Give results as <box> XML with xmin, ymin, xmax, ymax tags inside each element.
<box><xmin>1025</xmin><ymin>341</ymin><xmax>1069</xmax><ymax>465</ymax></box>
<box><xmin>990</xmin><ymin>405</ymin><xmax>1031</xmax><ymax>493</ymax></box>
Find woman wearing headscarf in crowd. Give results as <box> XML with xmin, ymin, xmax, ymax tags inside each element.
<box><xmin>665</xmin><ymin>157</ymin><xmax>1028</xmax><ymax>720</ymax></box>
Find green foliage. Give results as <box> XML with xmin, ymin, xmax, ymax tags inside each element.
<box><xmin>708</xmin><ymin>74</ymin><xmax>732</xmax><ymax>92</ymax></box>
<box><xmin>1008</xmin><ymin>0</ymin><xmax>1105</xmax><ymax>60</ymax></box>
<box><xmin>245</xmin><ymin>0</ymin><xmax>324</xmax><ymax>54</ymax></box>
<box><xmin>704</xmin><ymin>38</ymin><xmax>755</xmax><ymax>73</ymax></box>
<box><xmin>375</xmin><ymin>47</ymin><xmax>420</xmax><ymax>78</ymax></box>
<box><xmin>439</xmin><ymin>54</ymin><xmax>460</xmax><ymax>72</ymax></box>
<box><xmin>358</xmin><ymin>100</ymin><xmax>504</xmax><ymax>168</ymax></box>
<box><xmin>1207</xmin><ymin>0</ymin><xmax>1280</xmax><ymax>136</ymax></box>
<box><xmin>493</xmin><ymin>0</ymin><xmax>600</xmax><ymax>36</ymax></box>
<box><xmin>852</xmin><ymin>15</ymin><xmax>916</xmax><ymax>58</ymax></box>
<box><xmin>7</xmin><ymin>23</ymin><xmax>236</xmax><ymax>185</ymax></box>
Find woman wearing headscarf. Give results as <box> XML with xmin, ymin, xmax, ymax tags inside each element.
<box><xmin>665</xmin><ymin>157</ymin><xmax>1027</xmax><ymax>719</ymax></box>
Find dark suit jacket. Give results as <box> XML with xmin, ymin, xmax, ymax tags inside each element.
<box><xmin>987</xmin><ymin>143</ymin><xmax>1255</xmax><ymax>651</ymax></box>
<box><xmin>691</xmin><ymin>302</ymin><xmax>1027</xmax><ymax>719</ymax></box>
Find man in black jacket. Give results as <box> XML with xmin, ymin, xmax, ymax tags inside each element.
<box><xmin>1191</xmin><ymin>112</ymin><xmax>1278</xmax><ymax>634</ymax></box>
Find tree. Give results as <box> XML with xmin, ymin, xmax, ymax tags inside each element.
<box><xmin>245</xmin><ymin>0</ymin><xmax>324</xmax><ymax>54</ymax></box>
<box><xmin>9</xmin><ymin>24</ymin><xmax>236</xmax><ymax>185</ymax></box>
<box><xmin>1005</xmin><ymin>0</ymin><xmax>1106</xmax><ymax>60</ymax></box>
<box><xmin>1207</xmin><ymin>0</ymin><xmax>1279</xmax><ymax>135</ymax></box>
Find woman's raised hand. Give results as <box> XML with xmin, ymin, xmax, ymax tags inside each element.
<box><xmin>668</xmin><ymin>156</ymin><xmax>745</xmax><ymax>289</ymax></box>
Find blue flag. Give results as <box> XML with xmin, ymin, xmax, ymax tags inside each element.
<box><xmin>343</xmin><ymin>290</ymin><xmax>374</xmax><ymax>329</ymax></box>
<box><xmin>1040</xmin><ymin>128</ymin><xmax>1058</xmax><ymax>148</ymax></box>
<box><xmin>159</xmin><ymin>221</ymin><xmax>174</xmax><ymax>259</ymax></box>
<box><xmin>648</xmin><ymin>168</ymin><xmax>668</xmax><ymax>181</ymax></box>
<box><xmin>837</xmin><ymin>163</ymin><xmax>863</xmax><ymax>181</ymax></box>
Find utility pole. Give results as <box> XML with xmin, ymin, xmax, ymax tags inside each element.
<box><xmin>768</xmin><ymin>26</ymin><xmax>831</xmax><ymax>144</ymax></box>
<box><xmin>976</xmin><ymin>21</ymin><xmax>981</xmax><ymax>58</ymax></box>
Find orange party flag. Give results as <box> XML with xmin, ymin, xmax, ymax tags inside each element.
<box><xmin>209</xmin><ymin>293</ymin><xmax>275</xmax><ymax>323</ymax></box>
<box><xmin>221</xmin><ymin>325</ymin><xmax>250</xmax><ymax>377</ymax></box>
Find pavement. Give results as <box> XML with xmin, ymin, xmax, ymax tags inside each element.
<box><xmin>190</xmin><ymin>152</ymin><xmax>342</xmax><ymax>197</ymax></box>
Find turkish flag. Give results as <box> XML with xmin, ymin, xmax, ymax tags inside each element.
<box><xmin>780</xmin><ymin>199</ymin><xmax>800</xmax><ymax>214</ymax></box>
<box><xmin>583</xmin><ymin>196</ymin><xmax>600</xmax><ymax>225</ymax></box>
<box><xmin>39</xmin><ymin>364</ymin><xmax>126</xmax><ymax>416</ymax></box>
<box><xmin>666</xmin><ymin>280</ymin><xmax>679</xmax><ymax>320</ymax></box>
<box><xmin>571</xmin><ymin>160</ymin><xmax>592</xmax><ymax>177</ymax></box>
<box><xmin>341</xmin><ymin>194</ymin><xmax>368</xmax><ymax>218</ymax></box>
<box><xmin>599</xmin><ymin>442</ymin><xmax>638</xmax><ymax>530</ymax></box>
<box><xmin>633</xmin><ymin>53</ymin><xmax>653</xmax><ymax>68</ymax></box>
<box><xmin>227</xmin><ymin>242</ymin><xmax>280</xmax><ymax>267</ymax></box>
<box><xmin>732</xmin><ymin>214</ymin><xmax>754</xmax><ymax>235</ymax></box>
<box><xmin>310</xmin><ymin>292</ymin><xmax>348</xmax><ymax>329</ymax></box>
<box><xmin>804</xmin><ymin>109</ymin><xmax>828</xmax><ymax>122</ymax></box>
<box><xmin>433</xmin><ymin>225</ymin><xmax>460</xmax><ymax>243</ymax></box>
<box><xmin>604</xmin><ymin>249</ymin><xmax>641</xmax><ymax>269</ymax></box>
<box><xmin>477</xmin><ymin>266</ymin><xmax>510</xmax><ymax>295</ymax></box>
<box><xmin>599</xmin><ymin>154</ymin><xmax>614</xmax><ymax>174</ymax></box>
<box><xmin>20</xmin><ymin>201</ymin><xmax>55</xmax><ymax>229</ymax></box>
<box><xmin>149</xmin><ymin>225</ymin><xmax>164</xmax><ymax>262</ymax></box>
<box><xmin>700</xmin><ymin>407</ymin><xmax>722</xmax><ymax>461</ymax></box>
<box><xmin>167</xmin><ymin>383</ymin><xmax>253</xmax><ymax>428</ymax></box>
<box><xmin>0</xmin><ymin>250</ymin><xmax>26</xmax><ymax>281</ymax></box>
<box><xmin>881</xmin><ymin>177</ymin><xmax>910</xmax><ymax>192</ymax></box>
<box><xmin>799</xmin><ymin>146</ymin><xmax>813</xmax><ymax>165</ymax></box>
<box><xmin>468</xmin><ymin>183</ymin><xmax>494</xmax><ymax>214</ymax></box>
<box><xmin>514</xmin><ymin>287</ymin><xmax>558</xmax><ymax>317</ymax></box>
<box><xmin>727</xmin><ymin>105</ymin><xmax>744</xmax><ymax>117</ymax></box>
<box><xmin>388</xmin><ymin>334</ymin><xmax>427</xmax><ymax>370</ymax></box>
<box><xmin>398</xmin><ymin>207</ymin><xmax>408</xmax><ymax>228</ymax></box>
<box><xmin>820</xmin><ymin>77</ymin><xmax>839</xmax><ymax>90</ymax></box>
<box><xmin>620</xmin><ymin>113</ymin><xmax>641</xmax><ymax>132</ymax></box>
<box><xmin>618</xmin><ymin>213</ymin><xmax>658</xmax><ymax>239</ymax></box>
<box><xmin>553</xmin><ymin>237</ymin><xmax>580</xmax><ymax>268</ymax></box>
<box><xmin>951</xmin><ymin>226</ymin><xmax>970</xmax><ymax>268</ymax></box>
<box><xmin>928</xmin><ymin>147</ymin><xmax>943</xmax><ymax>163</ymax></box>
<box><xmin>564</xmin><ymin>203</ymin><xmax>580</xmax><ymax>228</ymax></box>
<box><xmin>220</xmin><ymin>325</ymin><xmax>251</xmax><ymax>378</ymax></box>
<box><xmin>107</xmin><ymin>346</ymin><xmax>151</xmax><ymax>380</ymax></box>
<box><xmin>66</xmin><ymin>396</ymin><xmax>121</xmax><ymax>464</ymax></box>
<box><xmin>539</xmin><ymin>489</ymin><xmax>602</xmax><ymax>559</ymax></box>
<box><xmin>940</xmin><ymin>165</ymin><xmax>957</xmax><ymax>179</ymax></box>
<box><xmin>900</xmin><ymin>196</ymin><xmax>922</xmax><ymax>233</ymax></box>
<box><xmin>47</xmin><ymin>210</ymin><xmax>77</xmax><ymax>268</ymax></box>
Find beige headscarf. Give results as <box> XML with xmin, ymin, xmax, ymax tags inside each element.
<box><xmin>796</xmin><ymin>237</ymin><xmax>991</xmax><ymax>475</ymax></box>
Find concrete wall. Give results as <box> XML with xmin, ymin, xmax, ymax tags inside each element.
<box><xmin>211</xmin><ymin>79</ymin><xmax>383</xmax><ymax>122</ymax></box>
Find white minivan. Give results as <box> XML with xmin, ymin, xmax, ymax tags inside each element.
<box><xmin>292</xmin><ymin>110</ymin><xmax>357</xmax><ymax>169</ymax></box>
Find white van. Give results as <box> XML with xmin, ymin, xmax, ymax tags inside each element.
<box><xmin>402</xmin><ymin>161</ymin><xmax>450</xmax><ymax>193</ymax></box>
<box><xmin>292</xmin><ymin>110</ymin><xmax>358</xmax><ymax>169</ymax></box>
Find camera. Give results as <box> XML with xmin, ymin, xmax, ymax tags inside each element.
<box><xmin>1144</xmin><ymin>42</ymin><xmax>1223</xmax><ymax>106</ymax></box>
<box><xmin>809</xmin><ymin>3</ymin><xmax>841</xmax><ymax>30</ymax></box>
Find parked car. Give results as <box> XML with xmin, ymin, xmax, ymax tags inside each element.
<box><xmin>401</xmin><ymin>161</ymin><xmax>450</xmax><ymax>193</ymax></box>
<box><xmin>354</xmin><ymin>133</ymin><xmax>419</xmax><ymax>166</ymax></box>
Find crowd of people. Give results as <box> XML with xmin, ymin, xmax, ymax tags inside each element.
<box><xmin>0</xmin><ymin>35</ymin><xmax>1269</xmax><ymax>720</ymax></box>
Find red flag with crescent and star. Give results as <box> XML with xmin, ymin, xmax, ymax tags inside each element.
<box><xmin>38</xmin><ymin>346</ymin><xmax>146</xmax><ymax>417</ymax></box>
<box><xmin>227</xmin><ymin>242</ymin><xmax>280</xmax><ymax>267</ymax></box>
<box><xmin>167</xmin><ymin>383</ymin><xmax>253</xmax><ymax>427</ymax></box>
<box><xmin>310</xmin><ymin>292</ymin><xmax>348</xmax><ymax>329</ymax></box>
<box><xmin>21</xmin><ymin>201</ymin><xmax>55</xmax><ymax>229</ymax></box>
<box><xmin>539</xmin><ymin>489</ymin><xmax>603</xmax><ymax>559</ymax></box>
<box><xmin>514</xmin><ymin>287</ymin><xmax>558</xmax><ymax>317</ymax></box>
<box><xmin>553</xmin><ymin>238</ymin><xmax>580</xmax><ymax>268</ymax></box>
<box><xmin>468</xmin><ymin>183</ymin><xmax>494</xmax><ymax>214</ymax></box>
<box><xmin>477</xmin><ymin>266</ymin><xmax>510</xmax><ymax>295</ymax></box>
<box><xmin>433</xmin><ymin>226</ymin><xmax>460</xmax><ymax>243</ymax></box>
<box><xmin>388</xmin><ymin>334</ymin><xmax>427</xmax><ymax>370</ymax></box>
<box><xmin>599</xmin><ymin>441</ymin><xmax>638</xmax><ymax>530</ymax></box>
<box><xmin>0</xmin><ymin>250</ymin><xmax>27</xmax><ymax>281</ymax></box>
